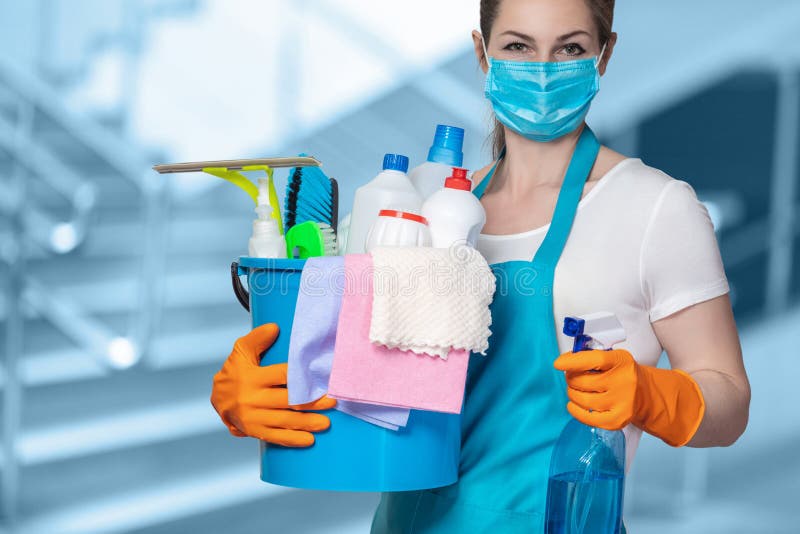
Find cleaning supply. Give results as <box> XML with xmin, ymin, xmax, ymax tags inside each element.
<box><xmin>234</xmin><ymin>256</ymin><xmax>462</xmax><ymax>491</ymax></box>
<box><xmin>206</xmin><ymin>165</ymin><xmax>284</xmax><ymax>234</ymax></box>
<box><xmin>421</xmin><ymin>167</ymin><xmax>486</xmax><ymax>249</ymax></box>
<box><xmin>408</xmin><ymin>124</ymin><xmax>466</xmax><ymax>199</ymax></box>
<box><xmin>368</xmin><ymin>246</ymin><xmax>495</xmax><ymax>359</ymax></box>
<box><xmin>327</xmin><ymin>253</ymin><xmax>471</xmax><ymax>414</ymax></box>
<box><xmin>554</xmin><ymin>325</ymin><xmax>706</xmax><ymax>448</ymax></box>
<box><xmin>286</xmin><ymin>256</ymin><xmax>345</xmax><ymax>405</ymax></box>
<box><xmin>210</xmin><ymin>323</ymin><xmax>337</xmax><ymax>448</ymax></box>
<box><xmin>152</xmin><ymin>155</ymin><xmax>324</xmax><ymax>237</ymax></box>
<box><xmin>345</xmin><ymin>153</ymin><xmax>422</xmax><ymax>254</ymax></box>
<box><xmin>284</xmin><ymin>156</ymin><xmax>339</xmax><ymax>234</ymax></box>
<box><xmin>153</xmin><ymin>155</ymin><xmax>321</xmax><ymax>174</ymax></box>
<box><xmin>545</xmin><ymin>313</ymin><xmax>626</xmax><ymax>534</ymax></box>
<box><xmin>249</xmin><ymin>178</ymin><xmax>288</xmax><ymax>258</ymax></box>
<box><xmin>285</xmin><ymin>220</ymin><xmax>337</xmax><ymax>258</ymax></box>
<box><xmin>286</xmin><ymin>256</ymin><xmax>410</xmax><ymax>430</ymax></box>
<box><xmin>365</xmin><ymin>209</ymin><xmax>431</xmax><ymax>253</ymax></box>
<box><xmin>329</xmin><ymin>345</ymin><xmax>471</xmax><ymax>414</ymax></box>
<box><xmin>334</xmin><ymin>403</ymin><xmax>409</xmax><ymax>431</ymax></box>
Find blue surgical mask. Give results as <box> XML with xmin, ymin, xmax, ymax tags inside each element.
<box><xmin>482</xmin><ymin>36</ymin><xmax>606</xmax><ymax>142</ymax></box>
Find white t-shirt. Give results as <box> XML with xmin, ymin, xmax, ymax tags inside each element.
<box><xmin>473</xmin><ymin>158</ymin><xmax>730</xmax><ymax>469</ymax></box>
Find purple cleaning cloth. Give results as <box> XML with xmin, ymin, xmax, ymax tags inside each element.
<box><xmin>286</xmin><ymin>255</ymin><xmax>410</xmax><ymax>429</ymax></box>
<box><xmin>336</xmin><ymin>400</ymin><xmax>409</xmax><ymax>431</ymax></box>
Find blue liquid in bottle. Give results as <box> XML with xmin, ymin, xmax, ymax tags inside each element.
<box><xmin>545</xmin><ymin>470</ymin><xmax>623</xmax><ymax>533</ymax></box>
<box><xmin>546</xmin><ymin>315</ymin><xmax>627</xmax><ymax>533</ymax></box>
<box><xmin>544</xmin><ymin>419</ymin><xmax>625</xmax><ymax>534</ymax></box>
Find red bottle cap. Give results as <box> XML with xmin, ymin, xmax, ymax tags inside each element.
<box><xmin>444</xmin><ymin>167</ymin><xmax>471</xmax><ymax>191</ymax></box>
<box><xmin>378</xmin><ymin>209</ymin><xmax>428</xmax><ymax>225</ymax></box>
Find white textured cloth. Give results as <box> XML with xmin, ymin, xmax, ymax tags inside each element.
<box><xmin>369</xmin><ymin>246</ymin><xmax>496</xmax><ymax>358</ymax></box>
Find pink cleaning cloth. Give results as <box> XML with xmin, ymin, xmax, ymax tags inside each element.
<box><xmin>328</xmin><ymin>253</ymin><xmax>469</xmax><ymax>414</ymax></box>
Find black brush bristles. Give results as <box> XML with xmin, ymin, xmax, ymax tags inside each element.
<box><xmin>330</xmin><ymin>177</ymin><xmax>339</xmax><ymax>234</ymax></box>
<box><xmin>283</xmin><ymin>158</ymin><xmax>338</xmax><ymax>242</ymax></box>
<box><xmin>284</xmin><ymin>167</ymin><xmax>303</xmax><ymax>232</ymax></box>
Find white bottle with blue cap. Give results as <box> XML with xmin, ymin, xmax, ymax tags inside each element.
<box><xmin>408</xmin><ymin>124</ymin><xmax>466</xmax><ymax>199</ymax></box>
<box><xmin>345</xmin><ymin>153</ymin><xmax>423</xmax><ymax>254</ymax></box>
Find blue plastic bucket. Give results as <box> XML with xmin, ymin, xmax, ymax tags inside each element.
<box><xmin>233</xmin><ymin>256</ymin><xmax>461</xmax><ymax>492</ymax></box>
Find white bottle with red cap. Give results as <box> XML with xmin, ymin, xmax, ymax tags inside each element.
<box><xmin>421</xmin><ymin>168</ymin><xmax>486</xmax><ymax>249</ymax></box>
<box><xmin>365</xmin><ymin>209</ymin><xmax>432</xmax><ymax>253</ymax></box>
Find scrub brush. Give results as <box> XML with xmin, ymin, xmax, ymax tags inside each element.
<box><xmin>284</xmin><ymin>154</ymin><xmax>339</xmax><ymax>234</ymax></box>
<box><xmin>285</xmin><ymin>220</ymin><xmax>338</xmax><ymax>258</ymax></box>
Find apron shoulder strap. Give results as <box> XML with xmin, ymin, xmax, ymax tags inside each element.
<box><xmin>532</xmin><ymin>127</ymin><xmax>600</xmax><ymax>266</ymax></box>
<box><xmin>470</xmin><ymin>128</ymin><xmax>600</xmax><ymax>267</ymax></box>
<box><xmin>472</xmin><ymin>146</ymin><xmax>506</xmax><ymax>200</ymax></box>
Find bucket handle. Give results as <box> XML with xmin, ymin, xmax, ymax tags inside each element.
<box><xmin>231</xmin><ymin>261</ymin><xmax>250</xmax><ymax>312</ymax></box>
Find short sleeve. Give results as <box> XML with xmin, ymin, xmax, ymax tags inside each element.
<box><xmin>640</xmin><ymin>180</ymin><xmax>730</xmax><ymax>322</ymax></box>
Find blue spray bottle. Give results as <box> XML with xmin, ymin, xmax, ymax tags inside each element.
<box><xmin>545</xmin><ymin>313</ymin><xmax>627</xmax><ymax>534</ymax></box>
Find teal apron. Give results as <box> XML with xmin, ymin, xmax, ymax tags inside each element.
<box><xmin>371</xmin><ymin>127</ymin><xmax>602</xmax><ymax>533</ymax></box>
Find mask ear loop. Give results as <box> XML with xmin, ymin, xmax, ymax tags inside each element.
<box><xmin>480</xmin><ymin>33</ymin><xmax>491</xmax><ymax>67</ymax></box>
<box><xmin>595</xmin><ymin>42</ymin><xmax>608</xmax><ymax>68</ymax></box>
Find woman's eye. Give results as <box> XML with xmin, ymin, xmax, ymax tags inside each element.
<box><xmin>504</xmin><ymin>42</ymin><xmax>529</xmax><ymax>52</ymax></box>
<box><xmin>562</xmin><ymin>43</ymin><xmax>586</xmax><ymax>56</ymax></box>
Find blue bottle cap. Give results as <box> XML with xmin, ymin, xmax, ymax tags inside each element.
<box><xmin>427</xmin><ymin>124</ymin><xmax>464</xmax><ymax>167</ymax></box>
<box><xmin>382</xmin><ymin>153</ymin><xmax>409</xmax><ymax>173</ymax></box>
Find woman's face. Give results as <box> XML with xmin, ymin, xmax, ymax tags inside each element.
<box><xmin>474</xmin><ymin>0</ymin><xmax>613</xmax><ymax>71</ymax></box>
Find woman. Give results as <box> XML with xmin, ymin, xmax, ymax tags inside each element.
<box><xmin>211</xmin><ymin>0</ymin><xmax>751</xmax><ymax>531</ymax></box>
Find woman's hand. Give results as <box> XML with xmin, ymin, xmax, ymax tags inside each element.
<box><xmin>553</xmin><ymin>349</ymin><xmax>640</xmax><ymax>429</ymax></box>
<box><xmin>211</xmin><ymin>323</ymin><xmax>337</xmax><ymax>447</ymax></box>
<box><xmin>553</xmin><ymin>348</ymin><xmax>705</xmax><ymax>447</ymax></box>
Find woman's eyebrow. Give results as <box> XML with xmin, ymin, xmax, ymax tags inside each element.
<box><xmin>557</xmin><ymin>30</ymin><xmax>591</xmax><ymax>41</ymax></box>
<box><xmin>499</xmin><ymin>30</ymin><xmax>535</xmax><ymax>43</ymax></box>
<box><xmin>498</xmin><ymin>30</ymin><xmax>592</xmax><ymax>43</ymax></box>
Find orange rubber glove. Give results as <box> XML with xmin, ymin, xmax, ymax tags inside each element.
<box><xmin>553</xmin><ymin>349</ymin><xmax>706</xmax><ymax>447</ymax></box>
<box><xmin>211</xmin><ymin>323</ymin><xmax>337</xmax><ymax>447</ymax></box>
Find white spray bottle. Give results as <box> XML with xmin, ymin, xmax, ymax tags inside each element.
<box><xmin>249</xmin><ymin>178</ymin><xmax>288</xmax><ymax>258</ymax></box>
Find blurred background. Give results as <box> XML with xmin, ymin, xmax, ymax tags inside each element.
<box><xmin>0</xmin><ymin>0</ymin><xmax>798</xmax><ymax>532</ymax></box>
